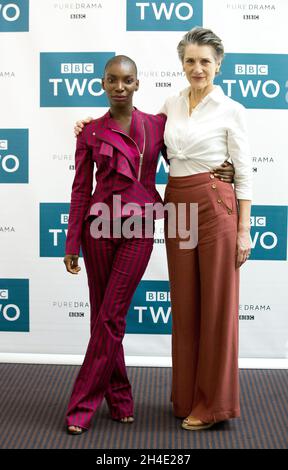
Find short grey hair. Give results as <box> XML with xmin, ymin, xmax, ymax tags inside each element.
<box><xmin>177</xmin><ymin>27</ymin><xmax>224</xmax><ymax>63</ymax></box>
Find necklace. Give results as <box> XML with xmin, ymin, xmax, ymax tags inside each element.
<box><xmin>189</xmin><ymin>100</ymin><xmax>198</xmax><ymax>114</ymax></box>
<box><xmin>188</xmin><ymin>92</ymin><xmax>200</xmax><ymax>112</ymax></box>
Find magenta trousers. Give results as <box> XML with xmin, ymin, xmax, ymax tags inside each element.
<box><xmin>66</xmin><ymin>218</ymin><xmax>154</xmax><ymax>429</ymax></box>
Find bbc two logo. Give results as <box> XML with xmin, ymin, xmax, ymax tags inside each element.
<box><xmin>215</xmin><ymin>54</ymin><xmax>288</xmax><ymax>109</ymax></box>
<box><xmin>126</xmin><ymin>280</ymin><xmax>171</xmax><ymax>334</ymax></box>
<box><xmin>0</xmin><ymin>0</ymin><xmax>29</xmax><ymax>32</ymax></box>
<box><xmin>40</xmin><ymin>52</ymin><xmax>115</xmax><ymax>107</ymax></box>
<box><xmin>0</xmin><ymin>129</ymin><xmax>28</xmax><ymax>183</ymax></box>
<box><xmin>40</xmin><ymin>203</ymin><xmax>73</xmax><ymax>258</ymax></box>
<box><xmin>0</xmin><ymin>280</ymin><xmax>29</xmax><ymax>332</ymax></box>
<box><xmin>127</xmin><ymin>0</ymin><xmax>203</xmax><ymax>31</ymax></box>
<box><xmin>250</xmin><ymin>206</ymin><xmax>287</xmax><ymax>261</ymax></box>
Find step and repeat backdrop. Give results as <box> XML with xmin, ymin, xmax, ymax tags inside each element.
<box><xmin>0</xmin><ymin>0</ymin><xmax>287</xmax><ymax>360</ymax></box>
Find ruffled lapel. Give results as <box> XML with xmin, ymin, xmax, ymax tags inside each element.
<box><xmin>91</xmin><ymin>109</ymin><xmax>145</xmax><ymax>181</ymax></box>
<box><xmin>91</xmin><ymin>114</ymin><xmax>134</xmax><ymax>158</ymax></box>
<box><xmin>94</xmin><ymin>110</ymin><xmax>144</xmax><ymax>157</ymax></box>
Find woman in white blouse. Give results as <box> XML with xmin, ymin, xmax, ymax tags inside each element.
<box><xmin>162</xmin><ymin>27</ymin><xmax>251</xmax><ymax>431</ymax></box>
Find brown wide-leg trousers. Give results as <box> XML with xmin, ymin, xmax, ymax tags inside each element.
<box><xmin>164</xmin><ymin>172</ymin><xmax>240</xmax><ymax>423</ymax></box>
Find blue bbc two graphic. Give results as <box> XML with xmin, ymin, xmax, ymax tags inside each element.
<box><xmin>215</xmin><ymin>54</ymin><xmax>288</xmax><ymax>109</ymax></box>
<box><xmin>250</xmin><ymin>206</ymin><xmax>287</xmax><ymax>261</ymax></box>
<box><xmin>40</xmin><ymin>52</ymin><xmax>115</xmax><ymax>107</ymax></box>
<box><xmin>156</xmin><ymin>153</ymin><xmax>169</xmax><ymax>185</ymax></box>
<box><xmin>40</xmin><ymin>203</ymin><xmax>83</xmax><ymax>258</ymax></box>
<box><xmin>127</xmin><ymin>0</ymin><xmax>203</xmax><ymax>31</ymax></box>
<box><xmin>126</xmin><ymin>280</ymin><xmax>171</xmax><ymax>334</ymax></box>
<box><xmin>0</xmin><ymin>129</ymin><xmax>28</xmax><ymax>183</ymax></box>
<box><xmin>0</xmin><ymin>0</ymin><xmax>29</xmax><ymax>32</ymax></box>
<box><xmin>0</xmin><ymin>279</ymin><xmax>29</xmax><ymax>332</ymax></box>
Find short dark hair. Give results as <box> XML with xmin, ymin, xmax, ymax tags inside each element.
<box><xmin>104</xmin><ymin>55</ymin><xmax>138</xmax><ymax>77</ymax></box>
<box><xmin>177</xmin><ymin>27</ymin><xmax>224</xmax><ymax>63</ymax></box>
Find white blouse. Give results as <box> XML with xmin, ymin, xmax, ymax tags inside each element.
<box><xmin>160</xmin><ymin>85</ymin><xmax>252</xmax><ymax>200</ymax></box>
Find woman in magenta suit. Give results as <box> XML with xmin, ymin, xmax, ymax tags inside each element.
<box><xmin>64</xmin><ymin>55</ymin><xmax>233</xmax><ymax>435</ymax></box>
<box><xmin>63</xmin><ymin>56</ymin><xmax>166</xmax><ymax>434</ymax></box>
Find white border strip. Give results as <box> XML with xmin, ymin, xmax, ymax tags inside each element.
<box><xmin>0</xmin><ymin>354</ymin><xmax>287</xmax><ymax>369</ymax></box>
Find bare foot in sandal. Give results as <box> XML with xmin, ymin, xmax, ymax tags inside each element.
<box><xmin>67</xmin><ymin>425</ymin><xmax>84</xmax><ymax>435</ymax></box>
<box><xmin>119</xmin><ymin>416</ymin><xmax>134</xmax><ymax>423</ymax></box>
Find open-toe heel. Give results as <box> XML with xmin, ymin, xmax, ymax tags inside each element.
<box><xmin>67</xmin><ymin>425</ymin><xmax>85</xmax><ymax>435</ymax></box>
<box><xmin>114</xmin><ymin>416</ymin><xmax>134</xmax><ymax>424</ymax></box>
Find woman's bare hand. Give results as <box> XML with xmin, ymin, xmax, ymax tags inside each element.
<box><xmin>63</xmin><ymin>254</ymin><xmax>81</xmax><ymax>274</ymax></box>
<box><xmin>74</xmin><ymin>117</ymin><xmax>93</xmax><ymax>137</ymax></box>
<box><xmin>236</xmin><ymin>226</ymin><xmax>251</xmax><ymax>268</ymax></box>
<box><xmin>212</xmin><ymin>161</ymin><xmax>234</xmax><ymax>183</ymax></box>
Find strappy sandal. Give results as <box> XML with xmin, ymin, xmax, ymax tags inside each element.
<box><xmin>67</xmin><ymin>425</ymin><xmax>85</xmax><ymax>435</ymax></box>
<box><xmin>119</xmin><ymin>416</ymin><xmax>134</xmax><ymax>423</ymax></box>
<box><xmin>112</xmin><ymin>416</ymin><xmax>134</xmax><ymax>424</ymax></box>
<box><xmin>181</xmin><ymin>417</ymin><xmax>214</xmax><ymax>431</ymax></box>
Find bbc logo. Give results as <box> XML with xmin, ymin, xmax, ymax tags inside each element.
<box><xmin>60</xmin><ymin>63</ymin><xmax>94</xmax><ymax>74</ymax></box>
<box><xmin>0</xmin><ymin>140</ymin><xmax>8</xmax><ymax>150</ymax></box>
<box><xmin>0</xmin><ymin>289</ymin><xmax>9</xmax><ymax>299</ymax></box>
<box><xmin>146</xmin><ymin>291</ymin><xmax>170</xmax><ymax>302</ymax></box>
<box><xmin>60</xmin><ymin>214</ymin><xmax>69</xmax><ymax>224</ymax></box>
<box><xmin>235</xmin><ymin>64</ymin><xmax>268</xmax><ymax>75</ymax></box>
<box><xmin>250</xmin><ymin>216</ymin><xmax>266</xmax><ymax>227</ymax></box>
